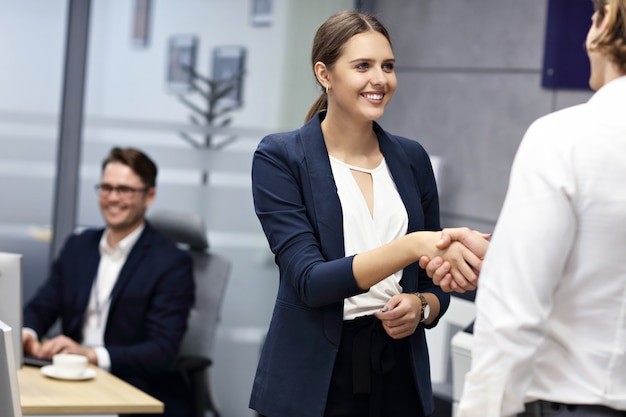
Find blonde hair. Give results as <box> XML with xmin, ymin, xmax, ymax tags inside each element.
<box><xmin>590</xmin><ymin>0</ymin><xmax>626</xmax><ymax>72</ymax></box>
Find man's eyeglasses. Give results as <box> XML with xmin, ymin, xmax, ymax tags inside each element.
<box><xmin>95</xmin><ymin>183</ymin><xmax>149</xmax><ymax>198</ymax></box>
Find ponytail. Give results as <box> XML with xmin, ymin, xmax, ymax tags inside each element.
<box><xmin>304</xmin><ymin>93</ymin><xmax>327</xmax><ymax>123</ymax></box>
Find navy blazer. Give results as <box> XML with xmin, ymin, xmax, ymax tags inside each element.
<box><xmin>24</xmin><ymin>223</ymin><xmax>195</xmax><ymax>417</ymax></box>
<box><xmin>249</xmin><ymin>113</ymin><xmax>450</xmax><ymax>417</ymax></box>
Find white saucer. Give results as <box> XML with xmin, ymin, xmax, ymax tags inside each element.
<box><xmin>40</xmin><ymin>365</ymin><xmax>96</xmax><ymax>381</ymax></box>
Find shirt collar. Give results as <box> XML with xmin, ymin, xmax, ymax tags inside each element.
<box><xmin>99</xmin><ymin>223</ymin><xmax>145</xmax><ymax>258</ymax></box>
<box><xmin>588</xmin><ymin>75</ymin><xmax>626</xmax><ymax>104</ymax></box>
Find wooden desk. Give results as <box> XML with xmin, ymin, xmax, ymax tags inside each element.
<box><xmin>18</xmin><ymin>365</ymin><xmax>163</xmax><ymax>415</ymax></box>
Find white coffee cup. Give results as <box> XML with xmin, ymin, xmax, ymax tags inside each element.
<box><xmin>52</xmin><ymin>353</ymin><xmax>88</xmax><ymax>378</ymax></box>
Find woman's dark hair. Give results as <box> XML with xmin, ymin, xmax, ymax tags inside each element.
<box><xmin>304</xmin><ymin>10</ymin><xmax>392</xmax><ymax>122</ymax></box>
<box><xmin>590</xmin><ymin>0</ymin><xmax>626</xmax><ymax>72</ymax></box>
<box><xmin>101</xmin><ymin>147</ymin><xmax>158</xmax><ymax>188</ymax></box>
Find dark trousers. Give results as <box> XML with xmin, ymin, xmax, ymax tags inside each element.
<box><xmin>518</xmin><ymin>400</ymin><xmax>626</xmax><ymax>417</ymax></box>
<box><xmin>324</xmin><ymin>315</ymin><xmax>424</xmax><ymax>417</ymax></box>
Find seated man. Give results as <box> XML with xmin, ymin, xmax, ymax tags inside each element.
<box><xmin>22</xmin><ymin>147</ymin><xmax>195</xmax><ymax>417</ymax></box>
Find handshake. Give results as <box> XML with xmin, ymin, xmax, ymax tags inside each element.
<box><xmin>419</xmin><ymin>227</ymin><xmax>491</xmax><ymax>293</ymax></box>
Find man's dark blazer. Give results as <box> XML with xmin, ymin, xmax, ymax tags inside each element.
<box><xmin>249</xmin><ymin>113</ymin><xmax>451</xmax><ymax>417</ymax></box>
<box><xmin>24</xmin><ymin>222</ymin><xmax>195</xmax><ymax>417</ymax></box>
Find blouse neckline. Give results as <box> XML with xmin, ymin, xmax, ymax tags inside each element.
<box><xmin>328</xmin><ymin>155</ymin><xmax>385</xmax><ymax>174</ymax></box>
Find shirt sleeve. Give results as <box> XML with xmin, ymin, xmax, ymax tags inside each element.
<box><xmin>457</xmin><ymin>117</ymin><xmax>577</xmax><ymax>417</ymax></box>
<box><xmin>94</xmin><ymin>346</ymin><xmax>111</xmax><ymax>371</ymax></box>
<box><xmin>23</xmin><ymin>327</ymin><xmax>38</xmax><ymax>340</ymax></box>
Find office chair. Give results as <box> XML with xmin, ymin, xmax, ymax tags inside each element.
<box><xmin>148</xmin><ymin>210</ymin><xmax>232</xmax><ymax>417</ymax></box>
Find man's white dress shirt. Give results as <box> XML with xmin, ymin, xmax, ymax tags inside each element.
<box><xmin>82</xmin><ymin>224</ymin><xmax>144</xmax><ymax>369</ymax></box>
<box><xmin>458</xmin><ymin>76</ymin><xmax>626</xmax><ymax>417</ymax></box>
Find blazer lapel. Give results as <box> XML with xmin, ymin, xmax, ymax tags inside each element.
<box><xmin>299</xmin><ymin>114</ymin><xmax>345</xmax><ymax>261</ymax></box>
<box><xmin>376</xmin><ymin>124</ymin><xmax>421</xmax><ymax>233</ymax></box>
<box><xmin>108</xmin><ymin>226</ymin><xmax>152</xmax><ymax>311</ymax></box>
<box><xmin>77</xmin><ymin>234</ymin><xmax>102</xmax><ymax>308</ymax></box>
<box><xmin>69</xmin><ymin>232</ymin><xmax>102</xmax><ymax>337</ymax></box>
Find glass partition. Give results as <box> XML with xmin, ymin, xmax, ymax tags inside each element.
<box><xmin>0</xmin><ymin>0</ymin><xmax>67</xmax><ymax>303</ymax></box>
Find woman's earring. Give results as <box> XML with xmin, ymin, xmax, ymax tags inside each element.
<box><xmin>325</xmin><ymin>85</ymin><xmax>329</xmax><ymax>94</ymax></box>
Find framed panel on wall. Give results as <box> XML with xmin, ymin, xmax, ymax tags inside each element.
<box><xmin>166</xmin><ymin>35</ymin><xmax>198</xmax><ymax>93</ymax></box>
<box><xmin>211</xmin><ymin>46</ymin><xmax>247</xmax><ymax>109</ymax></box>
<box><xmin>250</xmin><ymin>0</ymin><xmax>273</xmax><ymax>27</ymax></box>
<box><xmin>132</xmin><ymin>0</ymin><xmax>152</xmax><ymax>47</ymax></box>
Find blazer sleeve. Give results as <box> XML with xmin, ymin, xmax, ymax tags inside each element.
<box><xmin>414</xmin><ymin>145</ymin><xmax>450</xmax><ymax>325</ymax></box>
<box><xmin>252</xmin><ymin>133</ymin><xmax>363</xmax><ymax>308</ymax></box>
<box><xmin>23</xmin><ymin>232</ymin><xmax>98</xmax><ymax>339</ymax></box>
<box><xmin>23</xmin><ymin>258</ymin><xmax>67</xmax><ymax>338</ymax></box>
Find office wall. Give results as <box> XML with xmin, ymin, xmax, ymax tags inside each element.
<box><xmin>374</xmin><ymin>0</ymin><xmax>593</xmax><ymax>234</ymax></box>
<box><xmin>0</xmin><ymin>0</ymin><xmax>66</xmax><ymax>306</ymax></box>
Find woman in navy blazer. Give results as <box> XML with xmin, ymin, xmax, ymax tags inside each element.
<box><xmin>250</xmin><ymin>11</ymin><xmax>487</xmax><ymax>417</ymax></box>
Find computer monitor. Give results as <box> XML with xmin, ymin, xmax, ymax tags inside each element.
<box><xmin>0</xmin><ymin>320</ymin><xmax>22</xmax><ymax>417</ymax></box>
<box><xmin>0</xmin><ymin>252</ymin><xmax>23</xmax><ymax>367</ymax></box>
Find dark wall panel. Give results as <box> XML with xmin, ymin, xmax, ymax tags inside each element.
<box><xmin>541</xmin><ymin>0</ymin><xmax>594</xmax><ymax>90</ymax></box>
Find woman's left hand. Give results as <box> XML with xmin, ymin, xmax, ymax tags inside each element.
<box><xmin>374</xmin><ymin>293</ymin><xmax>421</xmax><ymax>339</ymax></box>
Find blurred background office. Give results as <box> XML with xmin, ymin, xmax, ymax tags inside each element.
<box><xmin>0</xmin><ymin>0</ymin><xmax>593</xmax><ymax>416</ymax></box>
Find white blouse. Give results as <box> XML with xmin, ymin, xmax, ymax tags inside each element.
<box><xmin>329</xmin><ymin>156</ymin><xmax>408</xmax><ymax>320</ymax></box>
